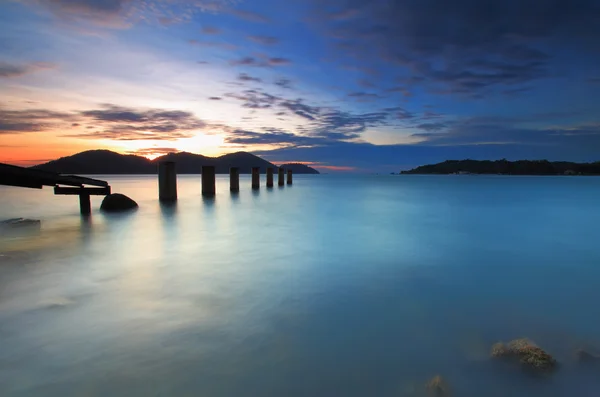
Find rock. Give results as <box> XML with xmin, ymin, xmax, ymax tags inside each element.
<box><xmin>100</xmin><ymin>193</ymin><xmax>138</xmax><ymax>212</ymax></box>
<box><xmin>425</xmin><ymin>375</ymin><xmax>450</xmax><ymax>396</ymax></box>
<box><xmin>1</xmin><ymin>218</ymin><xmax>40</xmax><ymax>228</ymax></box>
<box><xmin>575</xmin><ymin>349</ymin><xmax>600</xmax><ymax>363</ymax></box>
<box><xmin>491</xmin><ymin>338</ymin><xmax>556</xmax><ymax>372</ymax></box>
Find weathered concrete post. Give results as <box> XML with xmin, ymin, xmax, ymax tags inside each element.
<box><xmin>202</xmin><ymin>165</ymin><xmax>216</xmax><ymax>196</ymax></box>
<box><xmin>266</xmin><ymin>167</ymin><xmax>274</xmax><ymax>187</ymax></box>
<box><xmin>287</xmin><ymin>169</ymin><xmax>293</xmax><ymax>185</ymax></box>
<box><xmin>230</xmin><ymin>167</ymin><xmax>239</xmax><ymax>192</ymax></box>
<box><xmin>251</xmin><ymin>167</ymin><xmax>260</xmax><ymax>189</ymax></box>
<box><xmin>278</xmin><ymin>168</ymin><xmax>285</xmax><ymax>186</ymax></box>
<box><xmin>158</xmin><ymin>161</ymin><xmax>177</xmax><ymax>201</ymax></box>
<box><xmin>79</xmin><ymin>194</ymin><xmax>91</xmax><ymax>215</ymax></box>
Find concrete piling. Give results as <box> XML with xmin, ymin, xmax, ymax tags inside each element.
<box><xmin>266</xmin><ymin>167</ymin><xmax>274</xmax><ymax>187</ymax></box>
<box><xmin>230</xmin><ymin>167</ymin><xmax>240</xmax><ymax>192</ymax></box>
<box><xmin>252</xmin><ymin>167</ymin><xmax>260</xmax><ymax>189</ymax></box>
<box><xmin>79</xmin><ymin>194</ymin><xmax>91</xmax><ymax>215</ymax></box>
<box><xmin>158</xmin><ymin>161</ymin><xmax>177</xmax><ymax>201</ymax></box>
<box><xmin>201</xmin><ymin>165</ymin><xmax>216</xmax><ymax>196</ymax></box>
<box><xmin>278</xmin><ymin>168</ymin><xmax>285</xmax><ymax>186</ymax></box>
<box><xmin>287</xmin><ymin>169</ymin><xmax>293</xmax><ymax>185</ymax></box>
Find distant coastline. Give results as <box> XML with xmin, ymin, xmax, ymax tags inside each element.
<box><xmin>30</xmin><ymin>150</ymin><xmax>320</xmax><ymax>175</ymax></box>
<box><xmin>400</xmin><ymin>160</ymin><xmax>600</xmax><ymax>176</ymax></box>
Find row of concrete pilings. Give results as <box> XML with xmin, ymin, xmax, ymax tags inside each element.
<box><xmin>158</xmin><ymin>162</ymin><xmax>292</xmax><ymax>201</ymax></box>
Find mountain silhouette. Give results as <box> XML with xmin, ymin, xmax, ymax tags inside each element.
<box><xmin>278</xmin><ymin>163</ymin><xmax>320</xmax><ymax>174</ymax></box>
<box><xmin>31</xmin><ymin>150</ymin><xmax>320</xmax><ymax>174</ymax></box>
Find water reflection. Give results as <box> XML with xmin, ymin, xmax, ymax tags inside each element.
<box><xmin>1</xmin><ymin>176</ymin><xmax>600</xmax><ymax>397</ymax></box>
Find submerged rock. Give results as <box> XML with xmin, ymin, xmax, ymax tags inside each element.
<box><xmin>575</xmin><ymin>349</ymin><xmax>600</xmax><ymax>364</ymax></box>
<box><xmin>100</xmin><ymin>194</ymin><xmax>138</xmax><ymax>212</ymax></box>
<box><xmin>425</xmin><ymin>375</ymin><xmax>450</xmax><ymax>396</ymax></box>
<box><xmin>1</xmin><ymin>218</ymin><xmax>40</xmax><ymax>228</ymax></box>
<box><xmin>491</xmin><ymin>338</ymin><xmax>556</xmax><ymax>372</ymax></box>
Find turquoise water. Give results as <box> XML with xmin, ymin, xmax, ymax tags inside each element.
<box><xmin>1</xmin><ymin>175</ymin><xmax>600</xmax><ymax>396</ymax></box>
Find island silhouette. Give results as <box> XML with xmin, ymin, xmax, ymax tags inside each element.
<box><xmin>31</xmin><ymin>150</ymin><xmax>320</xmax><ymax>175</ymax></box>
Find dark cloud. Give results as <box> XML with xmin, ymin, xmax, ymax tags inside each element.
<box><xmin>208</xmin><ymin>96</ymin><xmax>222</xmax><ymax>100</ymax></box>
<box><xmin>236</xmin><ymin>73</ymin><xmax>262</xmax><ymax>83</ymax></box>
<box><xmin>416</xmin><ymin>122</ymin><xmax>447</xmax><ymax>131</ymax></box>
<box><xmin>279</xmin><ymin>99</ymin><xmax>320</xmax><ymax>120</ymax></box>
<box><xmin>382</xmin><ymin>107</ymin><xmax>415</xmax><ymax>120</ymax></box>
<box><xmin>422</xmin><ymin>111</ymin><xmax>443</xmax><ymax>119</ymax></box>
<box><xmin>247</xmin><ymin>35</ymin><xmax>279</xmax><ymax>45</ymax></box>
<box><xmin>0</xmin><ymin>61</ymin><xmax>55</xmax><ymax>78</ymax></box>
<box><xmin>0</xmin><ymin>108</ymin><xmax>75</xmax><ymax>133</ymax></box>
<box><xmin>65</xmin><ymin>104</ymin><xmax>206</xmax><ymax>140</ymax></box>
<box><xmin>225</xmin><ymin>89</ymin><xmax>279</xmax><ymax>109</ymax></box>
<box><xmin>226</xmin><ymin>129</ymin><xmax>325</xmax><ymax>147</ymax></box>
<box><xmin>347</xmin><ymin>91</ymin><xmax>380</xmax><ymax>101</ymax></box>
<box><xmin>274</xmin><ymin>78</ymin><xmax>293</xmax><ymax>89</ymax></box>
<box><xmin>313</xmin><ymin>0</ymin><xmax>600</xmax><ymax>97</ymax></box>
<box><xmin>411</xmin><ymin>118</ymin><xmax>600</xmax><ymax>149</ymax></box>
<box><xmin>313</xmin><ymin>109</ymin><xmax>388</xmax><ymax>137</ymax></box>
<box><xmin>229</xmin><ymin>56</ymin><xmax>291</xmax><ymax>67</ymax></box>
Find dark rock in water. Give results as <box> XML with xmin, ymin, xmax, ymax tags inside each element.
<box><xmin>491</xmin><ymin>338</ymin><xmax>556</xmax><ymax>372</ymax></box>
<box><xmin>0</xmin><ymin>218</ymin><xmax>41</xmax><ymax>228</ymax></box>
<box><xmin>575</xmin><ymin>349</ymin><xmax>600</xmax><ymax>364</ymax></box>
<box><xmin>100</xmin><ymin>194</ymin><xmax>138</xmax><ymax>212</ymax></box>
<box><xmin>425</xmin><ymin>375</ymin><xmax>450</xmax><ymax>396</ymax></box>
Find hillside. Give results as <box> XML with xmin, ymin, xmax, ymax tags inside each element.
<box><xmin>400</xmin><ymin>160</ymin><xmax>600</xmax><ymax>175</ymax></box>
<box><xmin>279</xmin><ymin>163</ymin><xmax>320</xmax><ymax>174</ymax></box>
<box><xmin>31</xmin><ymin>150</ymin><xmax>320</xmax><ymax>174</ymax></box>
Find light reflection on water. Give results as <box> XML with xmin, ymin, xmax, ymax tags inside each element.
<box><xmin>1</xmin><ymin>175</ymin><xmax>600</xmax><ymax>396</ymax></box>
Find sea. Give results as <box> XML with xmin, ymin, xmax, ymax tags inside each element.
<box><xmin>1</xmin><ymin>174</ymin><xmax>600</xmax><ymax>397</ymax></box>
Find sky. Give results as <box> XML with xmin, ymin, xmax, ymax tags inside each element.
<box><xmin>1</xmin><ymin>0</ymin><xmax>599</xmax><ymax>172</ymax></box>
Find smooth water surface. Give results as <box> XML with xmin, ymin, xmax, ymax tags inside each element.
<box><xmin>1</xmin><ymin>175</ymin><xmax>600</xmax><ymax>396</ymax></box>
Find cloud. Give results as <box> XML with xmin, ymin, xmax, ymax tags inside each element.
<box><xmin>247</xmin><ymin>35</ymin><xmax>279</xmax><ymax>45</ymax></box>
<box><xmin>382</xmin><ymin>107</ymin><xmax>415</xmax><ymax>120</ymax></box>
<box><xmin>127</xmin><ymin>147</ymin><xmax>180</xmax><ymax>157</ymax></box>
<box><xmin>225</xmin><ymin>128</ymin><xmax>325</xmax><ymax>147</ymax></box>
<box><xmin>64</xmin><ymin>103</ymin><xmax>206</xmax><ymax>140</ymax></box>
<box><xmin>313</xmin><ymin>0</ymin><xmax>600</xmax><ymax>97</ymax></box>
<box><xmin>0</xmin><ymin>108</ymin><xmax>75</xmax><ymax>134</ymax></box>
<box><xmin>189</xmin><ymin>40</ymin><xmax>238</xmax><ymax>51</ymax></box>
<box><xmin>224</xmin><ymin>89</ymin><xmax>279</xmax><ymax>109</ymax></box>
<box><xmin>24</xmin><ymin>0</ymin><xmax>233</xmax><ymax>28</ymax></box>
<box><xmin>416</xmin><ymin>122</ymin><xmax>447</xmax><ymax>132</ymax></box>
<box><xmin>236</xmin><ymin>73</ymin><xmax>262</xmax><ymax>83</ymax></box>
<box><xmin>347</xmin><ymin>91</ymin><xmax>380</xmax><ymax>101</ymax></box>
<box><xmin>229</xmin><ymin>56</ymin><xmax>292</xmax><ymax>67</ymax></box>
<box><xmin>267</xmin><ymin>57</ymin><xmax>291</xmax><ymax>66</ymax></box>
<box><xmin>208</xmin><ymin>96</ymin><xmax>222</xmax><ymax>100</ymax></box>
<box><xmin>422</xmin><ymin>111</ymin><xmax>443</xmax><ymax>119</ymax></box>
<box><xmin>411</xmin><ymin>117</ymin><xmax>600</xmax><ymax>148</ymax></box>
<box><xmin>279</xmin><ymin>99</ymin><xmax>320</xmax><ymax>120</ymax></box>
<box><xmin>274</xmin><ymin>78</ymin><xmax>293</xmax><ymax>89</ymax></box>
<box><xmin>0</xmin><ymin>62</ymin><xmax>56</xmax><ymax>78</ymax></box>
<box><xmin>201</xmin><ymin>26</ymin><xmax>221</xmax><ymax>34</ymax></box>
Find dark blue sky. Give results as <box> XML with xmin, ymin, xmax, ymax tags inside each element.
<box><xmin>1</xmin><ymin>0</ymin><xmax>599</xmax><ymax>171</ymax></box>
